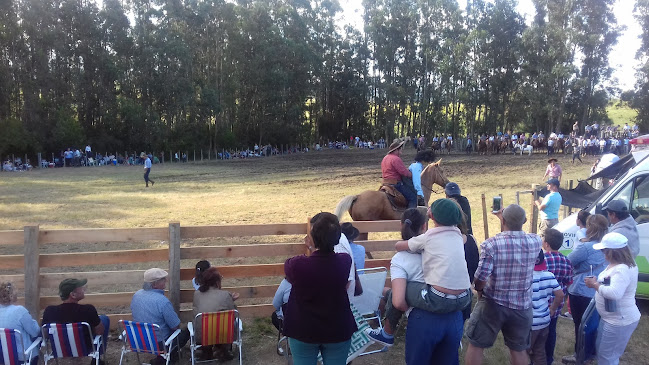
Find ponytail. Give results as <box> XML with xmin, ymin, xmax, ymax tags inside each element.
<box><xmin>401</xmin><ymin>208</ymin><xmax>426</xmax><ymax>240</ymax></box>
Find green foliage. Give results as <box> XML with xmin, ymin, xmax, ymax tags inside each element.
<box><xmin>607</xmin><ymin>100</ymin><xmax>637</xmax><ymax>126</ymax></box>
<box><xmin>0</xmin><ymin>0</ymin><xmax>628</xmax><ymax>155</ymax></box>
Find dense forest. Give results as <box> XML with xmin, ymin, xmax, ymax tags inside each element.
<box><xmin>2</xmin><ymin>0</ymin><xmax>649</xmax><ymax>155</ymax></box>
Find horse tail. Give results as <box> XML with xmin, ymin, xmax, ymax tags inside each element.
<box><xmin>334</xmin><ymin>195</ymin><xmax>357</xmax><ymax>220</ymax></box>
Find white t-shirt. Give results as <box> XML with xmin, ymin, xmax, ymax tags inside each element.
<box><xmin>596</xmin><ymin>264</ymin><xmax>641</xmax><ymax>326</ymax></box>
<box><xmin>390</xmin><ymin>251</ymin><xmax>425</xmax><ymax>283</ymax></box>
<box><xmin>407</xmin><ymin>226</ymin><xmax>471</xmax><ymax>290</ymax></box>
<box><xmin>334</xmin><ymin>233</ymin><xmax>356</xmax><ymax>300</ymax></box>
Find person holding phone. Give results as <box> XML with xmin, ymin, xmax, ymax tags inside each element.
<box><xmin>584</xmin><ymin>232</ymin><xmax>640</xmax><ymax>365</ymax></box>
<box><xmin>562</xmin><ymin>214</ymin><xmax>608</xmax><ymax>364</ymax></box>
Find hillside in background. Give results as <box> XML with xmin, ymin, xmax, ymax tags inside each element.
<box><xmin>607</xmin><ymin>100</ymin><xmax>638</xmax><ymax>126</ymax></box>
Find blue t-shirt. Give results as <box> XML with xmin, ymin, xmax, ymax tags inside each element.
<box><xmin>540</xmin><ymin>192</ymin><xmax>562</xmax><ymax>220</ymax></box>
<box><xmin>349</xmin><ymin>242</ymin><xmax>366</xmax><ymax>270</ymax></box>
<box><xmin>409</xmin><ymin>162</ymin><xmax>424</xmax><ymax>197</ymax></box>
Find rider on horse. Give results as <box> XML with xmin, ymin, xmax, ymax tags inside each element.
<box><xmin>382</xmin><ymin>141</ymin><xmax>418</xmax><ymax>209</ymax></box>
<box><xmin>409</xmin><ymin>150</ymin><xmax>437</xmax><ymax>206</ymax></box>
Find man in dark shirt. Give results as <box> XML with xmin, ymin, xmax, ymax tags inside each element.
<box><xmin>445</xmin><ymin>182</ymin><xmax>473</xmax><ymax>234</ymax></box>
<box><xmin>42</xmin><ymin>278</ymin><xmax>110</xmax><ymax>360</ymax></box>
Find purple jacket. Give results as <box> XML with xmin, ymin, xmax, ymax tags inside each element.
<box><xmin>282</xmin><ymin>251</ymin><xmax>357</xmax><ymax>343</ymax></box>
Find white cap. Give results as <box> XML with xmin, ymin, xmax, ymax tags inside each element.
<box><xmin>593</xmin><ymin>232</ymin><xmax>628</xmax><ymax>250</ymax></box>
<box><xmin>143</xmin><ymin>268</ymin><xmax>168</xmax><ymax>282</ymax></box>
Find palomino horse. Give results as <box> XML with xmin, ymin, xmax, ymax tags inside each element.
<box><xmin>334</xmin><ymin>160</ymin><xmax>450</xmax><ymax>221</ymax></box>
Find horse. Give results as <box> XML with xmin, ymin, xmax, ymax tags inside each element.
<box><xmin>477</xmin><ymin>139</ymin><xmax>488</xmax><ymax>155</ymax></box>
<box><xmin>499</xmin><ymin>139</ymin><xmax>510</xmax><ymax>154</ymax></box>
<box><xmin>513</xmin><ymin>143</ymin><xmax>533</xmax><ymax>156</ymax></box>
<box><xmin>440</xmin><ymin>139</ymin><xmax>452</xmax><ymax>155</ymax></box>
<box><xmin>334</xmin><ymin>160</ymin><xmax>450</xmax><ymax>221</ymax></box>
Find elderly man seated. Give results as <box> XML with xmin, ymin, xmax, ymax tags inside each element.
<box><xmin>131</xmin><ymin>268</ymin><xmax>190</xmax><ymax>365</ymax></box>
<box><xmin>42</xmin><ymin>278</ymin><xmax>110</xmax><ymax>363</ymax></box>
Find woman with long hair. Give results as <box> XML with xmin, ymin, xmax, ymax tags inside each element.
<box><xmin>563</xmin><ymin>214</ymin><xmax>608</xmax><ymax>363</ymax></box>
<box><xmin>585</xmin><ymin>232</ymin><xmax>640</xmax><ymax>365</ymax></box>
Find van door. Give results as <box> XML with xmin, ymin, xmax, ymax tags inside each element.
<box><xmin>609</xmin><ymin>174</ymin><xmax>649</xmax><ymax>297</ymax></box>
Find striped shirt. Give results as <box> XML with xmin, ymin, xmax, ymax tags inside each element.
<box><xmin>544</xmin><ymin>251</ymin><xmax>572</xmax><ymax>318</ymax></box>
<box><xmin>476</xmin><ymin>231</ymin><xmax>542</xmax><ymax>310</ymax></box>
<box><xmin>531</xmin><ymin>270</ymin><xmax>560</xmax><ymax>330</ymax></box>
<box><xmin>130</xmin><ymin>289</ymin><xmax>180</xmax><ymax>340</ymax></box>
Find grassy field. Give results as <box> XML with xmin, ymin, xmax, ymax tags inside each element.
<box><xmin>607</xmin><ymin>100</ymin><xmax>637</xmax><ymax>127</ymax></box>
<box><xmin>1</xmin><ymin>147</ymin><xmax>647</xmax><ymax>364</ymax></box>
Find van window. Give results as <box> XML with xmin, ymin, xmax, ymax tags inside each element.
<box><xmin>610</xmin><ymin>181</ymin><xmax>633</xmax><ymax>210</ymax></box>
<box><xmin>631</xmin><ymin>175</ymin><xmax>649</xmax><ymax>223</ymax></box>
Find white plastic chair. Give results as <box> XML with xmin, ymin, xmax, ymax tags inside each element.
<box><xmin>349</xmin><ymin>267</ymin><xmax>388</xmax><ymax>356</ymax></box>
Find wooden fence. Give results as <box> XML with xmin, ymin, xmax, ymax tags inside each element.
<box><xmin>0</xmin><ymin>220</ymin><xmax>400</xmax><ymax>329</ymax></box>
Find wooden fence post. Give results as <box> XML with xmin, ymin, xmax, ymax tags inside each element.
<box><xmin>515</xmin><ymin>191</ymin><xmax>520</xmax><ymax>205</ymax></box>
<box><xmin>481</xmin><ymin>194</ymin><xmax>489</xmax><ymax>240</ymax></box>
<box><xmin>531</xmin><ymin>184</ymin><xmax>539</xmax><ymax>234</ymax></box>
<box><xmin>24</xmin><ymin>226</ymin><xmax>40</xmax><ymax>319</ymax></box>
<box><xmin>168</xmin><ymin>222</ymin><xmax>181</xmax><ymax>313</ymax></box>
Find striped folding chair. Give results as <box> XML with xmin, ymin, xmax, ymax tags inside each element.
<box><xmin>118</xmin><ymin>320</ymin><xmax>181</xmax><ymax>365</ymax></box>
<box><xmin>0</xmin><ymin>328</ymin><xmax>41</xmax><ymax>365</ymax></box>
<box><xmin>188</xmin><ymin>310</ymin><xmax>242</xmax><ymax>365</ymax></box>
<box><xmin>41</xmin><ymin>322</ymin><xmax>102</xmax><ymax>365</ymax></box>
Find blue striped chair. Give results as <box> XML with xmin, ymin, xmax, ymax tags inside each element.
<box><xmin>41</xmin><ymin>322</ymin><xmax>102</xmax><ymax>365</ymax></box>
<box><xmin>0</xmin><ymin>328</ymin><xmax>41</xmax><ymax>365</ymax></box>
<box><xmin>118</xmin><ymin>320</ymin><xmax>181</xmax><ymax>365</ymax></box>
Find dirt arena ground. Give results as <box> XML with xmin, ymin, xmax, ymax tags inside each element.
<box><xmin>1</xmin><ymin>147</ymin><xmax>647</xmax><ymax>364</ymax></box>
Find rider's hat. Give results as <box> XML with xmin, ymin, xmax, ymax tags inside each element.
<box><xmin>388</xmin><ymin>141</ymin><xmax>406</xmax><ymax>154</ymax></box>
<box><xmin>547</xmin><ymin>158</ymin><xmax>558</xmax><ymax>163</ymax></box>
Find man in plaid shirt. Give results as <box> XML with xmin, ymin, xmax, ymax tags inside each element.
<box><xmin>465</xmin><ymin>204</ymin><xmax>542</xmax><ymax>365</ymax></box>
<box><xmin>542</xmin><ymin>228</ymin><xmax>573</xmax><ymax>365</ymax></box>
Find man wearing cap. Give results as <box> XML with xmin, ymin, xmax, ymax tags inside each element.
<box><xmin>142</xmin><ymin>152</ymin><xmax>155</xmax><ymax>187</ymax></box>
<box><xmin>382</xmin><ymin>141</ymin><xmax>417</xmax><ymax>209</ymax></box>
<box><xmin>42</xmin><ymin>278</ymin><xmax>110</xmax><ymax>359</ymax></box>
<box><xmin>536</xmin><ymin>178</ymin><xmax>562</xmax><ymax>234</ymax></box>
<box><xmin>381</xmin><ymin>198</ymin><xmax>470</xmax><ymax>363</ymax></box>
<box><xmin>445</xmin><ymin>182</ymin><xmax>473</xmax><ymax>234</ymax></box>
<box><xmin>604</xmin><ymin>199</ymin><xmax>640</xmax><ymax>257</ymax></box>
<box><xmin>465</xmin><ymin>204</ymin><xmax>542</xmax><ymax>365</ymax></box>
<box><xmin>131</xmin><ymin>268</ymin><xmax>190</xmax><ymax>362</ymax></box>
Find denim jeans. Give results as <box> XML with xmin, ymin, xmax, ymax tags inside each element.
<box><xmin>405</xmin><ymin>308</ymin><xmax>463</xmax><ymax>365</ymax></box>
<box><xmin>395</xmin><ymin>181</ymin><xmax>418</xmax><ymax>209</ymax></box>
<box><xmin>384</xmin><ymin>283</ymin><xmax>471</xmax><ymax>331</ymax></box>
<box><xmin>288</xmin><ymin>338</ymin><xmax>351</xmax><ymax>365</ymax></box>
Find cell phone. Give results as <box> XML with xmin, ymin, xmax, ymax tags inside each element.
<box><xmin>492</xmin><ymin>196</ymin><xmax>502</xmax><ymax>213</ymax></box>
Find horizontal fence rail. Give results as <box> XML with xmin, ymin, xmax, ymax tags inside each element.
<box><xmin>0</xmin><ymin>220</ymin><xmax>400</xmax><ymax>329</ymax></box>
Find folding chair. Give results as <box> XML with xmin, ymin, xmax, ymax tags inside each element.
<box><xmin>41</xmin><ymin>322</ymin><xmax>102</xmax><ymax>365</ymax></box>
<box><xmin>118</xmin><ymin>320</ymin><xmax>181</xmax><ymax>365</ymax></box>
<box><xmin>188</xmin><ymin>310</ymin><xmax>242</xmax><ymax>365</ymax></box>
<box><xmin>349</xmin><ymin>267</ymin><xmax>388</xmax><ymax>356</ymax></box>
<box><xmin>0</xmin><ymin>328</ymin><xmax>41</xmax><ymax>365</ymax></box>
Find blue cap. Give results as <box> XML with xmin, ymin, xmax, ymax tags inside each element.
<box><xmin>546</xmin><ymin>178</ymin><xmax>560</xmax><ymax>187</ymax></box>
<box><xmin>445</xmin><ymin>182</ymin><xmax>461</xmax><ymax>196</ymax></box>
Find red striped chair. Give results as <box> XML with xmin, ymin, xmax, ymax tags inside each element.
<box><xmin>0</xmin><ymin>328</ymin><xmax>41</xmax><ymax>365</ymax></box>
<box><xmin>41</xmin><ymin>322</ymin><xmax>102</xmax><ymax>365</ymax></box>
<box><xmin>118</xmin><ymin>320</ymin><xmax>181</xmax><ymax>365</ymax></box>
<box><xmin>188</xmin><ymin>310</ymin><xmax>242</xmax><ymax>365</ymax></box>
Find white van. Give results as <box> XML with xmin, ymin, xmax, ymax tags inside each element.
<box><xmin>554</xmin><ymin>151</ymin><xmax>649</xmax><ymax>297</ymax></box>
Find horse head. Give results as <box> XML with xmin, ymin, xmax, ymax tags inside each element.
<box><xmin>421</xmin><ymin>160</ymin><xmax>450</xmax><ymax>205</ymax></box>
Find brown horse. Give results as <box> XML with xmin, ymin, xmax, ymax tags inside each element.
<box><xmin>477</xmin><ymin>139</ymin><xmax>488</xmax><ymax>155</ymax></box>
<box><xmin>334</xmin><ymin>160</ymin><xmax>450</xmax><ymax>221</ymax></box>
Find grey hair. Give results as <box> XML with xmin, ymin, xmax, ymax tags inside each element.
<box><xmin>142</xmin><ymin>282</ymin><xmax>154</xmax><ymax>290</ymax></box>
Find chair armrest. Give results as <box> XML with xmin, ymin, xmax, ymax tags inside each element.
<box><xmin>187</xmin><ymin>322</ymin><xmax>194</xmax><ymax>337</ymax></box>
<box><xmin>164</xmin><ymin>329</ymin><xmax>182</xmax><ymax>347</ymax></box>
<box><xmin>24</xmin><ymin>337</ymin><xmax>42</xmax><ymax>356</ymax></box>
<box><xmin>93</xmin><ymin>334</ymin><xmax>102</xmax><ymax>349</ymax></box>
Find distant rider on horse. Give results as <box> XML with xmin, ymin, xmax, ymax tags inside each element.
<box><xmin>382</xmin><ymin>141</ymin><xmax>418</xmax><ymax>209</ymax></box>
